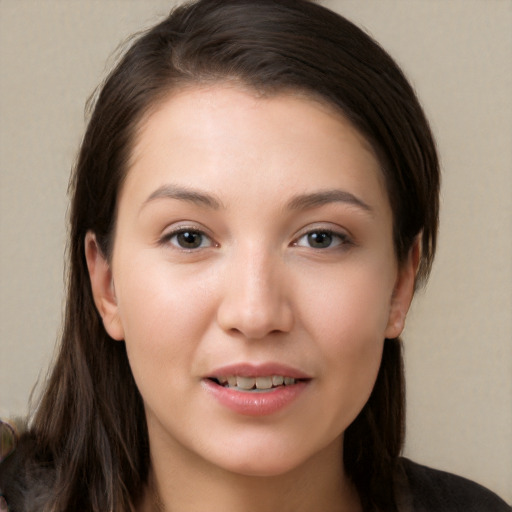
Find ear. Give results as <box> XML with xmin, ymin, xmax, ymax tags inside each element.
<box><xmin>84</xmin><ymin>231</ymin><xmax>125</xmax><ymax>341</ymax></box>
<box><xmin>384</xmin><ymin>237</ymin><xmax>421</xmax><ymax>339</ymax></box>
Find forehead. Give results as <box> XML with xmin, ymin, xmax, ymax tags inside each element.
<box><xmin>123</xmin><ymin>84</ymin><xmax>388</xmax><ymax>213</ymax></box>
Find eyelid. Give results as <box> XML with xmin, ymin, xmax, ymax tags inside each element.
<box><xmin>292</xmin><ymin>224</ymin><xmax>353</xmax><ymax>249</ymax></box>
<box><xmin>158</xmin><ymin>223</ymin><xmax>218</xmax><ymax>249</ymax></box>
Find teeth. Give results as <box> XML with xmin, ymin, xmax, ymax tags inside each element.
<box><xmin>236</xmin><ymin>376</ymin><xmax>256</xmax><ymax>390</ymax></box>
<box><xmin>255</xmin><ymin>376</ymin><xmax>273</xmax><ymax>390</ymax></box>
<box><xmin>214</xmin><ymin>375</ymin><xmax>297</xmax><ymax>389</ymax></box>
<box><xmin>272</xmin><ymin>375</ymin><xmax>284</xmax><ymax>386</ymax></box>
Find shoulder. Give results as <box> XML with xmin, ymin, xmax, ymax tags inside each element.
<box><xmin>398</xmin><ymin>457</ymin><xmax>511</xmax><ymax>512</ymax></box>
<box><xmin>0</xmin><ymin>430</ymin><xmax>56</xmax><ymax>512</ymax></box>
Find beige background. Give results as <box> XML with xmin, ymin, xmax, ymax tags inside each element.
<box><xmin>1</xmin><ymin>0</ymin><xmax>511</xmax><ymax>502</ymax></box>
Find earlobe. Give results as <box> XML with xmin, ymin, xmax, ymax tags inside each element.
<box><xmin>384</xmin><ymin>238</ymin><xmax>421</xmax><ymax>339</ymax></box>
<box><xmin>84</xmin><ymin>231</ymin><xmax>125</xmax><ymax>341</ymax></box>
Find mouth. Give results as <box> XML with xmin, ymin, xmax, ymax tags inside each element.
<box><xmin>207</xmin><ymin>375</ymin><xmax>304</xmax><ymax>392</ymax></box>
<box><xmin>203</xmin><ymin>364</ymin><xmax>311</xmax><ymax>415</ymax></box>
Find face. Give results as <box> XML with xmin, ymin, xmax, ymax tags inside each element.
<box><xmin>86</xmin><ymin>85</ymin><xmax>416</xmax><ymax>477</ymax></box>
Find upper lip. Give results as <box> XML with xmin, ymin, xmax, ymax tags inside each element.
<box><xmin>205</xmin><ymin>362</ymin><xmax>312</xmax><ymax>379</ymax></box>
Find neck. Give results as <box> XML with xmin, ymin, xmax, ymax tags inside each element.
<box><xmin>139</xmin><ymin>435</ymin><xmax>361</xmax><ymax>512</ymax></box>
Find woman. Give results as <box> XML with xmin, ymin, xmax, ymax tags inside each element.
<box><xmin>0</xmin><ymin>1</ymin><xmax>509</xmax><ymax>511</ymax></box>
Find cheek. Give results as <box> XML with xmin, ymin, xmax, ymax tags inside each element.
<box><xmin>112</xmin><ymin>256</ymin><xmax>217</xmax><ymax>386</ymax></box>
<box><xmin>298</xmin><ymin>263</ymin><xmax>392</xmax><ymax>409</ymax></box>
<box><xmin>318</xmin><ymin>289</ymin><xmax>386</xmax><ymax>387</ymax></box>
<box><xmin>301</xmin><ymin>260</ymin><xmax>394</xmax><ymax>346</ymax></box>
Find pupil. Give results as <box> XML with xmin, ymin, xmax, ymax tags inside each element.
<box><xmin>178</xmin><ymin>231</ymin><xmax>201</xmax><ymax>248</ymax></box>
<box><xmin>308</xmin><ymin>232</ymin><xmax>332</xmax><ymax>248</ymax></box>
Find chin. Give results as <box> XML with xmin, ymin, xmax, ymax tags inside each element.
<box><xmin>221</xmin><ymin>458</ymin><xmax>302</xmax><ymax>478</ymax></box>
<box><xmin>207</xmin><ymin>442</ymin><xmax>318</xmax><ymax>478</ymax></box>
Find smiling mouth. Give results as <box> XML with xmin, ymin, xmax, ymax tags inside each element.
<box><xmin>208</xmin><ymin>375</ymin><xmax>304</xmax><ymax>392</ymax></box>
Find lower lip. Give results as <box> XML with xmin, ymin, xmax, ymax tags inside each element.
<box><xmin>202</xmin><ymin>379</ymin><xmax>309</xmax><ymax>416</ymax></box>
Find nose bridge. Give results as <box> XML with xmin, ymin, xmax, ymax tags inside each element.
<box><xmin>217</xmin><ymin>242</ymin><xmax>293</xmax><ymax>339</ymax></box>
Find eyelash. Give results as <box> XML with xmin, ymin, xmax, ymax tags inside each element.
<box><xmin>160</xmin><ymin>227</ymin><xmax>214</xmax><ymax>250</ymax></box>
<box><xmin>293</xmin><ymin>229</ymin><xmax>352</xmax><ymax>250</ymax></box>
<box><xmin>159</xmin><ymin>226</ymin><xmax>352</xmax><ymax>251</ymax></box>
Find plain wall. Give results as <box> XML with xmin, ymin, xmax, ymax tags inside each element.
<box><xmin>1</xmin><ymin>0</ymin><xmax>510</xmax><ymax>502</ymax></box>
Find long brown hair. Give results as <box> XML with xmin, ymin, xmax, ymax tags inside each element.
<box><xmin>26</xmin><ymin>1</ymin><xmax>439</xmax><ymax>510</ymax></box>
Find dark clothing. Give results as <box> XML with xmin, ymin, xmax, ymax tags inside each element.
<box><xmin>1</xmin><ymin>434</ymin><xmax>510</xmax><ymax>511</ymax></box>
<box><xmin>397</xmin><ymin>458</ymin><xmax>510</xmax><ymax>512</ymax></box>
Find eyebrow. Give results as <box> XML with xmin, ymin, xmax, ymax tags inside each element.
<box><xmin>141</xmin><ymin>185</ymin><xmax>372</xmax><ymax>214</ymax></box>
<box><xmin>286</xmin><ymin>189</ymin><xmax>373</xmax><ymax>213</ymax></box>
<box><xmin>141</xmin><ymin>184</ymin><xmax>223</xmax><ymax>210</ymax></box>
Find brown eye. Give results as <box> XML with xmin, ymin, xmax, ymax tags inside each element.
<box><xmin>169</xmin><ymin>229</ymin><xmax>211</xmax><ymax>249</ymax></box>
<box><xmin>307</xmin><ymin>232</ymin><xmax>334</xmax><ymax>248</ymax></box>
<box><xmin>295</xmin><ymin>229</ymin><xmax>349</xmax><ymax>249</ymax></box>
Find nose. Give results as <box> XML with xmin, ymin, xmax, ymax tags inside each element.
<box><xmin>216</xmin><ymin>246</ymin><xmax>294</xmax><ymax>339</ymax></box>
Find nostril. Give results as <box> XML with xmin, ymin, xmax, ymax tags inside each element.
<box><xmin>216</xmin><ymin>285</ymin><xmax>294</xmax><ymax>339</ymax></box>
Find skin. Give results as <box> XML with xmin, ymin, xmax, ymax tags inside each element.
<box><xmin>86</xmin><ymin>85</ymin><xmax>418</xmax><ymax>511</ymax></box>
